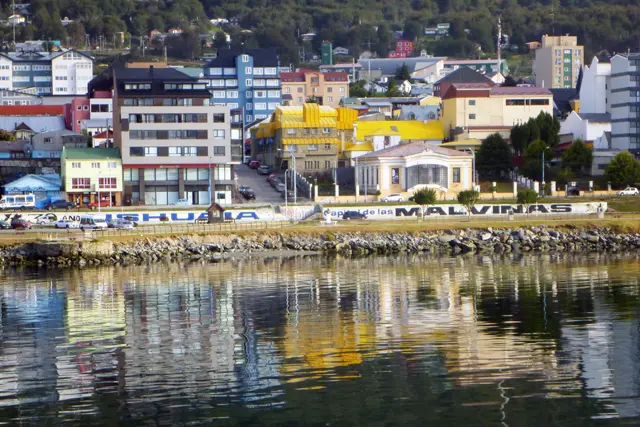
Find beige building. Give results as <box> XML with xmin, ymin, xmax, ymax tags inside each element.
<box><xmin>534</xmin><ymin>35</ymin><xmax>584</xmax><ymax>89</ymax></box>
<box><xmin>61</xmin><ymin>147</ymin><xmax>123</xmax><ymax>206</ymax></box>
<box><xmin>441</xmin><ymin>84</ymin><xmax>554</xmax><ymax>140</ymax></box>
<box><xmin>281</xmin><ymin>70</ymin><xmax>349</xmax><ymax>108</ymax></box>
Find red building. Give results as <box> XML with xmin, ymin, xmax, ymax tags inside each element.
<box><xmin>65</xmin><ymin>98</ymin><xmax>89</xmax><ymax>132</ymax></box>
<box><xmin>387</xmin><ymin>40</ymin><xmax>413</xmax><ymax>58</ymax></box>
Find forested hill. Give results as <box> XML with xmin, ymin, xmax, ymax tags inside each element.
<box><xmin>1</xmin><ymin>0</ymin><xmax>639</xmax><ymax>65</ymax></box>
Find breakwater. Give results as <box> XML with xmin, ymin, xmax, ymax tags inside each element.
<box><xmin>1</xmin><ymin>226</ymin><xmax>639</xmax><ymax>268</ymax></box>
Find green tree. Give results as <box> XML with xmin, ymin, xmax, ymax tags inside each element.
<box><xmin>510</xmin><ymin>123</ymin><xmax>530</xmax><ymax>155</ymax></box>
<box><xmin>522</xmin><ymin>140</ymin><xmax>552</xmax><ymax>181</ymax></box>
<box><xmin>402</xmin><ymin>19</ymin><xmax>423</xmax><ymax>41</ymax></box>
<box><xmin>457</xmin><ymin>190</ymin><xmax>480</xmax><ymax>217</ymax></box>
<box><xmin>476</xmin><ymin>133</ymin><xmax>512</xmax><ymax>180</ymax></box>
<box><xmin>213</xmin><ymin>30</ymin><xmax>227</xmax><ymax>49</ymax></box>
<box><xmin>561</xmin><ymin>139</ymin><xmax>592</xmax><ymax>175</ymax></box>
<box><xmin>0</xmin><ymin>130</ymin><xmax>16</xmax><ymax>141</ymax></box>
<box><xmin>412</xmin><ymin>188</ymin><xmax>437</xmax><ymax>220</ymax></box>
<box><xmin>375</xmin><ymin>23</ymin><xmax>392</xmax><ymax>58</ymax></box>
<box><xmin>386</xmin><ymin>79</ymin><xmax>400</xmax><ymax>97</ymax></box>
<box><xmin>535</xmin><ymin>111</ymin><xmax>560</xmax><ymax>147</ymax></box>
<box><xmin>517</xmin><ymin>188</ymin><xmax>539</xmax><ymax>215</ymax></box>
<box><xmin>604</xmin><ymin>152</ymin><xmax>640</xmax><ymax>188</ymax></box>
<box><xmin>396</xmin><ymin>63</ymin><xmax>411</xmax><ymax>81</ymax></box>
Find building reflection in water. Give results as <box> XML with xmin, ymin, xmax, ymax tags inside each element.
<box><xmin>0</xmin><ymin>252</ymin><xmax>639</xmax><ymax>421</ymax></box>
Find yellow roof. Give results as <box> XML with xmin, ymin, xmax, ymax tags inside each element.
<box><xmin>419</xmin><ymin>96</ymin><xmax>442</xmax><ymax>106</ymax></box>
<box><xmin>367</xmin><ymin>127</ymin><xmax>400</xmax><ymax>137</ymax></box>
<box><xmin>355</xmin><ymin>120</ymin><xmax>444</xmax><ymax>142</ymax></box>
<box><xmin>344</xmin><ymin>141</ymin><xmax>374</xmax><ymax>152</ymax></box>
<box><xmin>441</xmin><ymin>138</ymin><xmax>482</xmax><ymax>147</ymax></box>
<box><xmin>282</xmin><ymin>138</ymin><xmax>341</xmax><ymax>145</ymax></box>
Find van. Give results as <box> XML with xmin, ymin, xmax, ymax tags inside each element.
<box><xmin>0</xmin><ymin>194</ymin><xmax>36</xmax><ymax>210</ymax></box>
<box><xmin>79</xmin><ymin>216</ymin><xmax>108</xmax><ymax>230</ymax></box>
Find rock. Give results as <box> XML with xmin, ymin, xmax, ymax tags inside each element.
<box><xmin>481</xmin><ymin>233</ymin><xmax>492</xmax><ymax>241</ymax></box>
<box><xmin>439</xmin><ymin>235</ymin><xmax>456</xmax><ymax>243</ymax></box>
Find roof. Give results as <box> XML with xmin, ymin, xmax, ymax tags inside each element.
<box><xmin>205</xmin><ymin>48</ymin><xmax>279</xmax><ymax>68</ymax></box>
<box><xmin>63</xmin><ymin>147</ymin><xmax>120</xmax><ymax>160</ymax></box>
<box><xmin>444</xmin><ymin>59</ymin><xmax>502</xmax><ymax>65</ymax></box>
<box><xmin>0</xmin><ymin>105</ymin><xmax>64</xmax><ymax>116</ymax></box>
<box><xmin>319</xmin><ymin>63</ymin><xmax>363</xmax><ymax>69</ymax></box>
<box><xmin>358</xmin><ymin>57</ymin><xmax>444</xmax><ymax>76</ymax></box>
<box><xmin>355</xmin><ymin>120</ymin><xmax>444</xmax><ymax>141</ymax></box>
<box><xmin>363</xmin><ymin>101</ymin><xmax>392</xmax><ymax>107</ymax></box>
<box><xmin>281</xmin><ymin>70</ymin><xmax>348</xmax><ymax>82</ymax></box>
<box><xmin>3</xmin><ymin>174</ymin><xmax>61</xmax><ymax>190</ymax></box>
<box><xmin>490</xmin><ymin>87</ymin><xmax>552</xmax><ymax>96</ymax></box>
<box><xmin>578</xmin><ymin>112</ymin><xmax>611</xmax><ymax>123</ymax></box>
<box><xmin>359</xmin><ymin>141</ymin><xmax>471</xmax><ymax>159</ymax></box>
<box><xmin>0</xmin><ymin>48</ymin><xmax>92</xmax><ymax>62</ymax></box>
<box><xmin>80</xmin><ymin>119</ymin><xmax>111</xmax><ymax>128</ymax></box>
<box><xmin>113</xmin><ymin>66</ymin><xmax>196</xmax><ymax>81</ymax></box>
<box><xmin>435</xmin><ymin>67</ymin><xmax>494</xmax><ymax>86</ymax></box>
<box><xmin>441</xmin><ymin>138</ymin><xmax>482</xmax><ymax>147</ymax></box>
<box><xmin>93</xmin><ymin>130</ymin><xmax>114</xmax><ymax>138</ymax></box>
<box><xmin>0</xmin><ymin>116</ymin><xmax>65</xmax><ymax>132</ymax></box>
<box><xmin>550</xmin><ymin>88</ymin><xmax>578</xmax><ymax>113</ymax></box>
<box><xmin>179</xmin><ymin>67</ymin><xmax>204</xmax><ymax>78</ymax></box>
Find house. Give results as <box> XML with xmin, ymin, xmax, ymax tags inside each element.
<box><xmin>61</xmin><ymin>147</ymin><xmax>122</xmax><ymax>207</ymax></box>
<box><xmin>2</xmin><ymin>174</ymin><xmax>62</xmax><ymax>207</ymax></box>
<box><xmin>363</xmin><ymin>82</ymin><xmax>386</xmax><ymax>94</ymax></box>
<box><xmin>398</xmin><ymin>80</ymin><xmax>412</xmax><ymax>95</ymax></box>
<box><xmin>204</xmin><ymin>48</ymin><xmax>282</xmax><ymax>125</ymax></box>
<box><xmin>167</xmin><ymin>28</ymin><xmax>183</xmax><ymax>35</ymax></box>
<box><xmin>301</xmin><ymin>33</ymin><xmax>316</xmax><ymax>41</ymax></box>
<box><xmin>8</xmin><ymin>15</ymin><xmax>26</xmax><ymax>25</ymax></box>
<box><xmin>319</xmin><ymin>63</ymin><xmax>363</xmax><ymax>83</ymax></box>
<box><xmin>150</xmin><ymin>30</ymin><xmax>162</xmax><ymax>39</ymax></box>
<box><xmin>281</xmin><ymin>69</ymin><xmax>348</xmax><ymax>108</ymax></box>
<box><xmin>92</xmin><ymin>129</ymin><xmax>114</xmax><ymax>147</ymax></box>
<box><xmin>358</xmin><ymin>57</ymin><xmax>445</xmax><ymax>84</ymax></box>
<box><xmin>0</xmin><ymin>89</ymin><xmax>44</xmax><ymax>106</ymax></box>
<box><xmin>397</xmin><ymin>105</ymin><xmax>439</xmax><ymax>121</ymax></box>
<box><xmin>433</xmin><ymin>66</ymin><xmax>495</xmax><ymax>98</ymax></box>
<box><xmin>0</xmin><ymin>49</ymin><xmax>94</xmax><ymax>95</ymax></box>
<box><xmin>441</xmin><ymin>84</ymin><xmax>554</xmax><ymax>140</ymax></box>
<box><xmin>60</xmin><ymin>17</ymin><xmax>73</xmax><ymax>26</ymax></box>
<box><xmin>334</xmin><ymin>47</ymin><xmax>350</xmax><ymax>56</ymax></box>
<box><xmin>526</xmin><ymin>41</ymin><xmax>541</xmax><ymax>50</ymax></box>
<box><xmin>485</xmin><ymin>72</ymin><xmax>505</xmax><ymax>85</ymax></box>
<box><xmin>0</xmin><ymin>140</ymin><xmax>29</xmax><ymax>159</ymax></box>
<box><xmin>356</xmin><ymin>141</ymin><xmax>472</xmax><ymax>198</ymax></box>
<box><xmin>88</xmin><ymin>64</ymin><xmax>238</xmax><ymax>205</ymax></box>
<box><xmin>0</xmin><ymin>105</ymin><xmax>66</xmax><ymax>135</ymax></box>
<box><xmin>388</xmin><ymin>40</ymin><xmax>413</xmax><ymax>58</ymax></box>
<box><xmin>441</xmin><ymin>59</ymin><xmax>508</xmax><ymax>78</ymax></box>
<box><xmin>30</xmin><ymin>129</ymin><xmax>87</xmax><ymax>159</ymax></box>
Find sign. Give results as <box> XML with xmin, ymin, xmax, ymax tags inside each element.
<box><xmin>322</xmin><ymin>202</ymin><xmax>607</xmax><ymax>220</ymax></box>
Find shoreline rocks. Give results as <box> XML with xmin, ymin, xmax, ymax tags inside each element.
<box><xmin>0</xmin><ymin>226</ymin><xmax>639</xmax><ymax>268</ymax></box>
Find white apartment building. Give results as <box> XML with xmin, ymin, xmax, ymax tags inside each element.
<box><xmin>610</xmin><ymin>53</ymin><xmax>640</xmax><ymax>154</ymax></box>
<box><xmin>579</xmin><ymin>56</ymin><xmax>611</xmax><ymax>114</ymax></box>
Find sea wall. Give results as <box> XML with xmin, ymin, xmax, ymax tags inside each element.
<box><xmin>1</xmin><ymin>226</ymin><xmax>639</xmax><ymax>268</ymax></box>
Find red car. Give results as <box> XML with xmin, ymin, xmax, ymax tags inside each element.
<box><xmin>10</xmin><ymin>218</ymin><xmax>31</xmax><ymax>229</ymax></box>
<box><xmin>248</xmin><ymin>160</ymin><xmax>260</xmax><ymax>169</ymax></box>
<box><xmin>266</xmin><ymin>174</ymin><xmax>277</xmax><ymax>183</ymax></box>
<box><xmin>88</xmin><ymin>200</ymin><xmax>113</xmax><ymax>210</ymax></box>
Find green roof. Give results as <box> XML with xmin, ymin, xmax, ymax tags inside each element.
<box><xmin>179</xmin><ymin>68</ymin><xmax>204</xmax><ymax>78</ymax></box>
<box><xmin>63</xmin><ymin>147</ymin><xmax>120</xmax><ymax>160</ymax></box>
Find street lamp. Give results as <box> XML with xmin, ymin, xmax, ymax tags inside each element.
<box><xmin>277</xmin><ymin>148</ymin><xmax>296</xmax><ymax>204</ymax></box>
<box><xmin>208</xmin><ymin>155</ymin><xmax>213</xmax><ymax>205</ymax></box>
<box><xmin>464</xmin><ymin>148</ymin><xmax>476</xmax><ymax>190</ymax></box>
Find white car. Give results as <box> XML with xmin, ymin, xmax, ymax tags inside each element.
<box><xmin>108</xmin><ymin>219</ymin><xmax>135</xmax><ymax>229</ymax></box>
<box><xmin>381</xmin><ymin>193</ymin><xmax>404</xmax><ymax>202</ymax></box>
<box><xmin>173</xmin><ymin>198</ymin><xmax>192</xmax><ymax>206</ymax></box>
<box><xmin>55</xmin><ymin>219</ymin><xmax>79</xmax><ymax>229</ymax></box>
<box><xmin>617</xmin><ymin>187</ymin><xmax>639</xmax><ymax>196</ymax></box>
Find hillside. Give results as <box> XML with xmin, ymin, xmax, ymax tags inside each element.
<box><xmin>1</xmin><ymin>0</ymin><xmax>638</xmax><ymax>67</ymax></box>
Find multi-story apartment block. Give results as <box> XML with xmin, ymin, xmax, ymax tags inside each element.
<box><xmin>0</xmin><ymin>49</ymin><xmax>93</xmax><ymax>95</ymax></box>
<box><xmin>610</xmin><ymin>53</ymin><xmax>640</xmax><ymax>155</ymax></box>
<box><xmin>534</xmin><ymin>35</ymin><xmax>584</xmax><ymax>89</ymax></box>
<box><xmin>281</xmin><ymin>69</ymin><xmax>348</xmax><ymax>108</ymax></box>
<box><xmin>61</xmin><ymin>147</ymin><xmax>123</xmax><ymax>207</ymax></box>
<box><xmin>89</xmin><ymin>65</ymin><xmax>239</xmax><ymax>206</ymax></box>
<box><xmin>203</xmin><ymin>48</ymin><xmax>282</xmax><ymax>126</ymax></box>
<box><xmin>388</xmin><ymin>40</ymin><xmax>413</xmax><ymax>58</ymax></box>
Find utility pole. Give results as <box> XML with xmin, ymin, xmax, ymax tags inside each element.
<box><xmin>541</xmin><ymin>149</ymin><xmax>545</xmax><ymax>195</ymax></box>
<box><xmin>497</xmin><ymin>18</ymin><xmax>502</xmax><ymax>70</ymax></box>
<box><xmin>11</xmin><ymin>0</ymin><xmax>15</xmax><ymax>49</ymax></box>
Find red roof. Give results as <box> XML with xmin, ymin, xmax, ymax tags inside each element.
<box><xmin>94</xmin><ymin>130</ymin><xmax>114</xmax><ymax>139</ymax></box>
<box><xmin>0</xmin><ymin>105</ymin><xmax>64</xmax><ymax>116</ymax></box>
<box><xmin>490</xmin><ymin>87</ymin><xmax>552</xmax><ymax>96</ymax></box>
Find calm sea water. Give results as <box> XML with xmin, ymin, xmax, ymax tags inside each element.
<box><xmin>1</xmin><ymin>253</ymin><xmax>640</xmax><ymax>426</ymax></box>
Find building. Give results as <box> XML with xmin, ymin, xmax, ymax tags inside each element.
<box><xmin>550</xmin><ymin>88</ymin><xmax>579</xmax><ymax>118</ymax></box>
<box><xmin>398</xmin><ymin>105</ymin><xmax>440</xmax><ymax>121</ymax></box>
<box><xmin>319</xmin><ymin>63</ymin><xmax>363</xmax><ymax>83</ymax></box>
<box><xmin>579</xmin><ymin>55</ymin><xmax>611</xmax><ymax>114</ymax></box>
<box><xmin>29</xmin><ymin>129</ymin><xmax>87</xmax><ymax>159</ymax></box>
<box><xmin>441</xmin><ymin>84</ymin><xmax>553</xmax><ymax>140</ymax></box>
<box><xmin>0</xmin><ymin>105</ymin><xmax>66</xmax><ymax>135</ymax></box>
<box><xmin>610</xmin><ymin>53</ymin><xmax>640</xmax><ymax>155</ymax></box>
<box><xmin>0</xmin><ymin>49</ymin><xmax>94</xmax><ymax>95</ymax></box>
<box><xmin>321</xmin><ymin>41</ymin><xmax>333</xmax><ymax>65</ymax></box>
<box><xmin>0</xmin><ymin>88</ymin><xmax>44</xmax><ymax>106</ymax></box>
<box><xmin>433</xmin><ymin>67</ymin><xmax>495</xmax><ymax>98</ymax></box>
<box><xmin>534</xmin><ymin>35</ymin><xmax>584</xmax><ymax>89</ymax></box>
<box><xmin>2</xmin><ymin>174</ymin><xmax>61</xmax><ymax>206</ymax></box>
<box><xmin>425</xmin><ymin>23</ymin><xmax>450</xmax><ymax>39</ymax></box>
<box><xmin>61</xmin><ymin>147</ymin><xmax>122</xmax><ymax>207</ymax></box>
<box><xmin>356</xmin><ymin>142</ymin><xmax>473</xmax><ymax>198</ymax></box>
<box><xmin>88</xmin><ymin>65</ymin><xmax>239</xmax><ymax>206</ymax></box>
<box><xmin>559</xmin><ymin>111</ymin><xmax>611</xmax><ymax>142</ymax></box>
<box><xmin>388</xmin><ymin>40</ymin><xmax>413</xmax><ymax>58</ymax></box>
<box><xmin>442</xmin><ymin>59</ymin><xmax>508</xmax><ymax>78</ymax></box>
<box><xmin>280</xmin><ymin>69</ymin><xmax>348</xmax><ymax>108</ymax></box>
<box><xmin>358</xmin><ymin>57</ymin><xmax>445</xmax><ymax>83</ymax></box>
<box><xmin>203</xmin><ymin>48</ymin><xmax>282</xmax><ymax>126</ymax></box>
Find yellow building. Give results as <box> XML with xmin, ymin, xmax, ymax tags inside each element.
<box><xmin>534</xmin><ymin>34</ymin><xmax>584</xmax><ymax>89</ymax></box>
<box><xmin>441</xmin><ymin>84</ymin><xmax>554</xmax><ymax>140</ymax></box>
<box><xmin>61</xmin><ymin>147</ymin><xmax>123</xmax><ymax>206</ymax></box>
<box><xmin>281</xmin><ymin>70</ymin><xmax>349</xmax><ymax>108</ymax></box>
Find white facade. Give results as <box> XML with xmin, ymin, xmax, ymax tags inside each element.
<box><xmin>51</xmin><ymin>52</ymin><xmax>94</xmax><ymax>96</ymax></box>
<box><xmin>89</xmin><ymin>98</ymin><xmax>113</xmax><ymax>120</ymax></box>
<box><xmin>559</xmin><ymin>111</ymin><xmax>611</xmax><ymax>141</ymax></box>
<box><xmin>610</xmin><ymin>54</ymin><xmax>640</xmax><ymax>153</ymax></box>
<box><xmin>580</xmin><ymin>57</ymin><xmax>611</xmax><ymax>114</ymax></box>
<box><xmin>0</xmin><ymin>57</ymin><xmax>12</xmax><ymax>90</ymax></box>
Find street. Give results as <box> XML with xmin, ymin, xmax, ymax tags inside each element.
<box><xmin>235</xmin><ymin>164</ymin><xmax>285</xmax><ymax>204</ymax></box>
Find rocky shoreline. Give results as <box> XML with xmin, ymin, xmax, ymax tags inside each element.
<box><xmin>1</xmin><ymin>226</ymin><xmax>639</xmax><ymax>268</ymax></box>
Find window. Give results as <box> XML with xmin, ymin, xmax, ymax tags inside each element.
<box><xmin>91</xmin><ymin>162</ymin><xmax>100</xmax><ymax>168</ymax></box>
<box><xmin>340</xmin><ymin>87</ymin><xmax>345</xmax><ymax>93</ymax></box>
<box><xmin>213</xmin><ymin>130</ymin><xmax>225</xmax><ymax>139</ymax></box>
<box><xmin>308</xmin><ymin>144</ymin><xmax>318</xmax><ymax>151</ymax></box>
<box><xmin>108</xmin><ymin>162</ymin><xmax>117</xmax><ymax>168</ymax></box>
<box><xmin>210</xmin><ymin>67</ymin><xmax>222</xmax><ymax>75</ymax></box>
<box><xmin>226</xmin><ymin>79</ymin><xmax>238</xmax><ymax>87</ymax></box>
<box><xmin>268</xmin><ymin>102</ymin><xmax>280</xmax><ymax>109</ymax></box>
<box><xmin>267</xmin><ymin>90</ymin><xmax>280</xmax><ymax>98</ymax></box>
<box><xmin>246</xmin><ymin>103</ymin><xmax>253</xmax><ymax>109</ymax></box>
<box><xmin>246</xmin><ymin>79</ymin><xmax>253</xmax><ymax>86</ymax></box>
<box><xmin>77</xmin><ymin>105</ymin><xmax>82</xmax><ymax>110</ymax></box>
<box><xmin>327</xmin><ymin>87</ymin><xmax>333</xmax><ymax>93</ymax></box>
<box><xmin>183</xmin><ymin>147</ymin><xmax>198</xmax><ymax>156</ymax></box>
<box><xmin>255</xmin><ymin>90</ymin><xmax>266</xmax><ymax>98</ymax></box>
<box><xmin>71</xmin><ymin>162</ymin><xmax>81</xmax><ymax>168</ymax></box>
<box><xmin>328</xmin><ymin>96</ymin><xmax>333</xmax><ymax>102</ymax></box>
<box><xmin>226</xmin><ymin>90</ymin><xmax>238</xmax><ymax>98</ymax></box>
<box><xmin>530</xmin><ymin>99</ymin><xmax>550</xmax><ymax>105</ymax></box>
<box><xmin>43</xmin><ymin>137</ymin><xmax>53</xmax><ymax>144</ymax></box>
<box><xmin>214</xmin><ymin>146</ymin><xmax>226</xmax><ymax>155</ymax></box>
<box><xmin>130</xmin><ymin>147</ymin><xmax>144</xmax><ymax>156</ymax></box>
<box><xmin>322</xmin><ymin>128</ymin><xmax>331</xmax><ymax>134</ymax></box>
<box><xmin>469</xmin><ymin>99</ymin><xmax>476</xmax><ymax>105</ymax></box>
<box><xmin>468</xmin><ymin>114</ymin><xmax>476</xmax><ymax>119</ymax></box>
<box><xmin>213</xmin><ymin>113</ymin><xmax>225</xmax><ymax>123</ymax></box>
<box><xmin>297</xmin><ymin>87</ymin><xmax>303</xmax><ymax>93</ymax></box>
<box><xmin>284</xmin><ymin>87</ymin><xmax>291</xmax><ymax>94</ymax></box>
<box><xmin>246</xmin><ymin>67</ymin><xmax>253</xmax><ymax>74</ymax></box>
<box><xmin>453</xmin><ymin>167</ymin><xmax>461</xmax><ymax>183</ymax></box>
<box><xmin>506</xmin><ymin>99</ymin><xmax>526</xmax><ymax>106</ymax></box>
<box><xmin>246</xmin><ymin>91</ymin><xmax>253</xmax><ymax>98</ymax></box>
<box><xmin>254</xmin><ymin>68</ymin><xmax>264</xmax><ymax>75</ymax></box>
<box><xmin>145</xmin><ymin>147</ymin><xmax>157</xmax><ymax>156</ymax></box>
<box><xmin>213</xmin><ymin>90</ymin><xmax>225</xmax><ymax>98</ymax></box>
<box><xmin>287</xmin><ymin>128</ymin><xmax>296</xmax><ymax>134</ymax></box>
<box><xmin>313</xmin><ymin>87</ymin><xmax>319</xmax><ymax>93</ymax></box>
<box><xmin>99</xmin><ymin>178</ymin><xmax>117</xmax><ymax>189</ymax></box>
<box><xmin>255</xmin><ymin>102</ymin><xmax>267</xmax><ymax>110</ymax></box>
<box><xmin>71</xmin><ymin>178</ymin><xmax>90</xmax><ymax>189</ymax></box>
<box><xmin>391</xmin><ymin>168</ymin><xmax>400</xmax><ymax>185</ymax></box>
<box><xmin>169</xmin><ymin>147</ymin><xmax>182</xmax><ymax>157</ymax></box>
<box><xmin>265</xmin><ymin>67</ymin><xmax>277</xmax><ymax>75</ymax></box>
<box><xmin>223</xmin><ymin>68</ymin><xmax>237</xmax><ymax>75</ymax></box>
<box><xmin>246</xmin><ymin>115</ymin><xmax>253</xmax><ymax>121</ymax></box>
<box><xmin>324</xmin><ymin>143</ymin><xmax>331</xmax><ymax>150</ymax></box>
<box><xmin>241</xmin><ymin>55</ymin><xmax>249</xmax><ymax>63</ymax></box>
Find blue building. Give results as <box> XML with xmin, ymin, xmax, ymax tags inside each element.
<box><xmin>204</xmin><ymin>49</ymin><xmax>282</xmax><ymax>126</ymax></box>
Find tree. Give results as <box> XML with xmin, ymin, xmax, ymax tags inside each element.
<box><xmin>561</xmin><ymin>139</ymin><xmax>592</xmax><ymax>175</ymax></box>
<box><xmin>386</xmin><ymin>79</ymin><xmax>400</xmax><ymax>97</ymax></box>
<box><xmin>396</xmin><ymin>64</ymin><xmax>411</xmax><ymax>82</ymax></box>
<box><xmin>510</xmin><ymin>123</ymin><xmax>530</xmax><ymax>155</ymax></box>
<box><xmin>503</xmin><ymin>75</ymin><xmax>517</xmax><ymax>87</ymax></box>
<box><xmin>402</xmin><ymin>19</ymin><xmax>423</xmax><ymax>41</ymax></box>
<box><xmin>522</xmin><ymin>140</ymin><xmax>552</xmax><ymax>181</ymax></box>
<box><xmin>0</xmin><ymin>130</ymin><xmax>16</xmax><ymax>141</ymax></box>
<box><xmin>535</xmin><ymin>111</ymin><xmax>560</xmax><ymax>147</ymax></box>
<box><xmin>413</xmin><ymin>188</ymin><xmax>437</xmax><ymax>220</ymax></box>
<box><xmin>476</xmin><ymin>133</ymin><xmax>512</xmax><ymax>180</ymax></box>
<box><xmin>457</xmin><ymin>190</ymin><xmax>480</xmax><ymax>217</ymax></box>
<box><xmin>213</xmin><ymin>30</ymin><xmax>227</xmax><ymax>49</ymax></box>
<box><xmin>305</xmin><ymin>96</ymin><xmax>318</xmax><ymax>103</ymax></box>
<box><xmin>375</xmin><ymin>23</ymin><xmax>392</xmax><ymax>58</ymax></box>
<box><xmin>517</xmin><ymin>188</ymin><xmax>539</xmax><ymax>215</ymax></box>
<box><xmin>605</xmin><ymin>152</ymin><xmax>640</xmax><ymax>188</ymax></box>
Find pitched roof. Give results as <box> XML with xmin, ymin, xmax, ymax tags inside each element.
<box><xmin>355</xmin><ymin>120</ymin><xmax>444</xmax><ymax>141</ymax></box>
<box><xmin>550</xmin><ymin>88</ymin><xmax>578</xmax><ymax>113</ymax></box>
<box><xmin>358</xmin><ymin>57</ymin><xmax>444</xmax><ymax>76</ymax></box>
<box><xmin>205</xmin><ymin>48</ymin><xmax>279</xmax><ymax>67</ymax></box>
<box><xmin>359</xmin><ymin>141</ymin><xmax>471</xmax><ymax>159</ymax></box>
<box><xmin>578</xmin><ymin>112</ymin><xmax>611</xmax><ymax>122</ymax></box>
<box><xmin>63</xmin><ymin>147</ymin><xmax>120</xmax><ymax>160</ymax></box>
<box><xmin>3</xmin><ymin>173</ymin><xmax>61</xmax><ymax>190</ymax></box>
<box><xmin>113</xmin><ymin>66</ymin><xmax>196</xmax><ymax>81</ymax></box>
<box><xmin>0</xmin><ymin>105</ymin><xmax>64</xmax><ymax>116</ymax></box>
<box><xmin>0</xmin><ymin>116</ymin><xmax>65</xmax><ymax>133</ymax></box>
<box><xmin>435</xmin><ymin>67</ymin><xmax>494</xmax><ymax>85</ymax></box>
<box><xmin>490</xmin><ymin>87</ymin><xmax>552</xmax><ymax>96</ymax></box>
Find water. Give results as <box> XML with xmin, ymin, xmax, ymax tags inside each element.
<box><xmin>1</xmin><ymin>253</ymin><xmax>640</xmax><ymax>426</ymax></box>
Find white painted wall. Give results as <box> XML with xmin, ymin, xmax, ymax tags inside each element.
<box><xmin>51</xmin><ymin>52</ymin><xmax>93</xmax><ymax>96</ymax></box>
<box><xmin>579</xmin><ymin>57</ymin><xmax>611</xmax><ymax>114</ymax></box>
<box><xmin>0</xmin><ymin>57</ymin><xmax>12</xmax><ymax>90</ymax></box>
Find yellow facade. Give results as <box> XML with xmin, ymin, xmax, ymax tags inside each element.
<box><xmin>281</xmin><ymin>71</ymin><xmax>349</xmax><ymax>108</ymax></box>
<box><xmin>61</xmin><ymin>147</ymin><xmax>123</xmax><ymax>205</ymax></box>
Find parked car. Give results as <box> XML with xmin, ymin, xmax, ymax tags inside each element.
<box><xmin>35</xmin><ymin>215</ymin><xmax>57</xmax><ymax>225</ymax></box>
<box><xmin>238</xmin><ymin>185</ymin><xmax>251</xmax><ymax>193</ymax></box>
<box><xmin>88</xmin><ymin>200</ymin><xmax>113</xmax><ymax>210</ymax></box>
<box><xmin>244</xmin><ymin>156</ymin><xmax>252</xmax><ymax>165</ymax></box>
<box><xmin>271</xmin><ymin>178</ymin><xmax>283</xmax><ymax>188</ymax></box>
<box><xmin>257</xmin><ymin>165</ymin><xmax>271</xmax><ymax>175</ymax></box>
<box><xmin>55</xmin><ymin>219</ymin><xmax>79</xmax><ymax>229</ymax></box>
<box><xmin>266</xmin><ymin>174</ymin><xmax>277</xmax><ymax>183</ymax></box>
<box><xmin>248</xmin><ymin>160</ymin><xmax>261</xmax><ymax>169</ymax></box>
<box><xmin>0</xmin><ymin>220</ymin><xmax>11</xmax><ymax>229</ymax></box>
<box><xmin>381</xmin><ymin>193</ymin><xmax>404</xmax><ymax>202</ymax></box>
<box><xmin>46</xmin><ymin>200</ymin><xmax>76</xmax><ymax>211</ymax></box>
<box><xmin>617</xmin><ymin>187</ymin><xmax>639</xmax><ymax>196</ymax></box>
<box><xmin>107</xmin><ymin>219</ymin><xmax>135</xmax><ymax>229</ymax></box>
<box><xmin>79</xmin><ymin>216</ymin><xmax>108</xmax><ymax>230</ymax></box>
<box><xmin>342</xmin><ymin>211</ymin><xmax>367</xmax><ymax>220</ymax></box>
<box><xmin>566</xmin><ymin>186</ymin><xmax>581</xmax><ymax>196</ymax></box>
<box><xmin>173</xmin><ymin>198</ymin><xmax>192</xmax><ymax>206</ymax></box>
<box><xmin>0</xmin><ymin>194</ymin><xmax>36</xmax><ymax>210</ymax></box>
<box><xmin>275</xmin><ymin>182</ymin><xmax>286</xmax><ymax>193</ymax></box>
<box><xmin>11</xmin><ymin>217</ymin><xmax>32</xmax><ymax>229</ymax></box>
<box><xmin>242</xmin><ymin>190</ymin><xmax>256</xmax><ymax>200</ymax></box>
